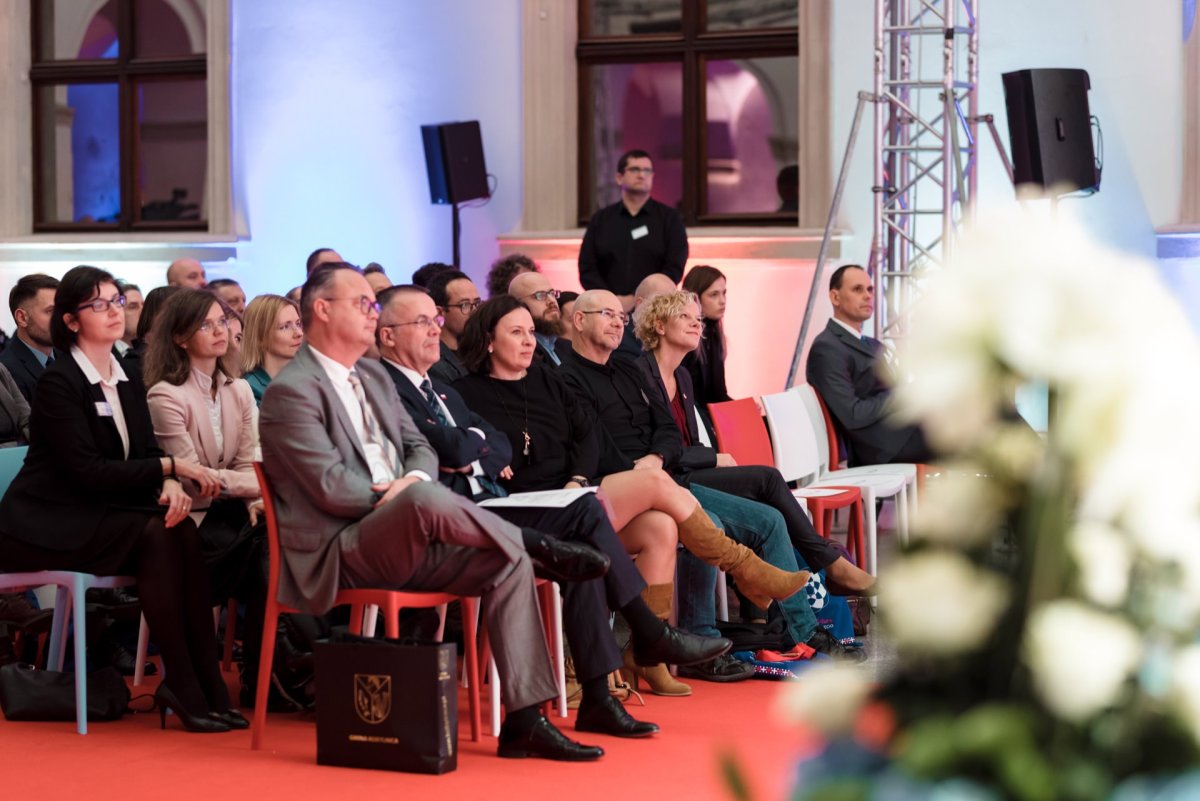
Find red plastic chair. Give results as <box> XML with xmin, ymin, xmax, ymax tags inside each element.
<box><xmin>707</xmin><ymin>398</ymin><xmax>866</xmax><ymax>565</ymax></box>
<box><xmin>250</xmin><ymin>463</ymin><xmax>481</xmax><ymax>750</ymax></box>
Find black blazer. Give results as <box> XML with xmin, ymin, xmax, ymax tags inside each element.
<box><xmin>635</xmin><ymin>352</ymin><xmax>718</xmax><ymax>476</ymax></box>
<box><xmin>0</xmin><ymin>340</ymin><xmax>50</xmax><ymax>404</ymax></box>
<box><xmin>0</xmin><ymin>352</ymin><xmax>164</xmax><ymax>550</ymax></box>
<box><xmin>382</xmin><ymin>361</ymin><xmax>512</xmax><ymax>499</ymax></box>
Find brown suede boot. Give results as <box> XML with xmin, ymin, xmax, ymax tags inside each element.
<box><xmin>675</xmin><ymin>506</ymin><xmax>810</xmax><ymax>610</ymax></box>
<box><xmin>619</xmin><ymin>584</ymin><xmax>691</xmax><ymax>697</ymax></box>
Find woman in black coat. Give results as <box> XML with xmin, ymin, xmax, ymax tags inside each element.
<box><xmin>0</xmin><ymin>266</ymin><xmax>245</xmax><ymax>732</ymax></box>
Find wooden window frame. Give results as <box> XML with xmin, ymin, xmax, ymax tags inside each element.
<box><xmin>29</xmin><ymin>0</ymin><xmax>210</xmax><ymax>233</ymax></box>
<box><xmin>576</xmin><ymin>0</ymin><xmax>804</xmax><ymax>227</ymax></box>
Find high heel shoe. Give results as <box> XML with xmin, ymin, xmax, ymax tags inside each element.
<box><xmin>676</xmin><ymin>507</ymin><xmax>809</xmax><ymax>609</ymax></box>
<box><xmin>208</xmin><ymin>709</ymin><xmax>250</xmax><ymax>729</ymax></box>
<box><xmin>155</xmin><ymin>684</ymin><xmax>230</xmax><ymax>733</ymax></box>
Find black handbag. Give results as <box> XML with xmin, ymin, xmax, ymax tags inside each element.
<box><xmin>0</xmin><ymin>663</ymin><xmax>130</xmax><ymax>722</ymax></box>
<box><xmin>314</xmin><ymin>628</ymin><xmax>458</xmax><ymax>774</ymax></box>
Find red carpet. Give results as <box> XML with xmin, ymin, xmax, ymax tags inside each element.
<box><xmin>0</xmin><ymin>671</ymin><xmax>804</xmax><ymax>801</ymax></box>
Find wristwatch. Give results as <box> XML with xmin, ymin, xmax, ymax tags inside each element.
<box><xmin>570</xmin><ymin>475</ymin><xmax>591</xmax><ymax>487</ymax></box>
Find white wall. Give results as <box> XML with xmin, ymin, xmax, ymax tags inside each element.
<box><xmin>830</xmin><ymin>1</ymin><xmax>1183</xmax><ymax>262</ymax></box>
<box><xmin>230</xmin><ymin>0</ymin><xmax>523</xmax><ymax>297</ymax></box>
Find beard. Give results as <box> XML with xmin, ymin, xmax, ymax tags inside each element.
<box><xmin>533</xmin><ymin>313</ymin><xmax>565</xmax><ymax>338</ymax></box>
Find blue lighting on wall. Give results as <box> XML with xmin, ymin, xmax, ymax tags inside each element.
<box><xmin>68</xmin><ymin>40</ymin><xmax>120</xmax><ymax>222</ymax></box>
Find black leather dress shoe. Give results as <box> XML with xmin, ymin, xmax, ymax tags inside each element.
<box><xmin>677</xmin><ymin>653</ymin><xmax>756</xmax><ymax>683</ymax></box>
<box><xmin>806</xmin><ymin>628</ymin><xmax>868</xmax><ymax>663</ymax></box>
<box><xmin>0</xmin><ymin>592</ymin><xmax>54</xmax><ymax>631</ymax></box>
<box><xmin>575</xmin><ymin>694</ymin><xmax>659</xmax><ymax>738</ymax></box>
<box><xmin>525</xmin><ymin>533</ymin><xmax>610</xmax><ymax>584</ymax></box>
<box><xmin>631</xmin><ymin>626</ymin><xmax>731</xmax><ymax>668</ymax></box>
<box><xmin>497</xmin><ymin>715</ymin><xmax>604</xmax><ymax>761</ymax></box>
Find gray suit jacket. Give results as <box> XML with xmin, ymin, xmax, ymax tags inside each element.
<box><xmin>806</xmin><ymin>319</ymin><xmax>910</xmax><ymax>466</ymax></box>
<box><xmin>258</xmin><ymin>344</ymin><xmax>439</xmax><ymax>612</ymax></box>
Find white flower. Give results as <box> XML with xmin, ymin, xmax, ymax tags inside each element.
<box><xmin>1024</xmin><ymin>600</ymin><xmax>1141</xmax><ymax>722</ymax></box>
<box><xmin>1068</xmin><ymin>522</ymin><xmax>1132</xmax><ymax>609</ymax></box>
<box><xmin>774</xmin><ymin>662</ymin><xmax>872</xmax><ymax>736</ymax></box>
<box><xmin>913</xmin><ymin>468</ymin><xmax>1006</xmax><ymax>547</ymax></box>
<box><xmin>1170</xmin><ymin>645</ymin><xmax>1200</xmax><ymax>742</ymax></box>
<box><xmin>878</xmin><ymin>551</ymin><xmax>1009</xmax><ymax>655</ymax></box>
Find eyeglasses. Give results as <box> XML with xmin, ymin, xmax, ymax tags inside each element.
<box><xmin>521</xmin><ymin>289</ymin><xmax>560</xmax><ymax>303</ymax></box>
<box><xmin>581</xmin><ymin>308</ymin><xmax>629</xmax><ymax>325</ymax></box>
<box><xmin>624</xmin><ymin>167</ymin><xmax>654</xmax><ymax>176</ymax></box>
<box><xmin>76</xmin><ymin>294</ymin><xmax>126</xmax><ymax>314</ymax></box>
<box><xmin>381</xmin><ymin>314</ymin><xmax>445</xmax><ymax>331</ymax></box>
<box><xmin>443</xmin><ymin>299</ymin><xmax>481</xmax><ymax>314</ymax></box>
<box><xmin>324</xmin><ymin>296</ymin><xmax>381</xmax><ymax>316</ymax></box>
<box><xmin>276</xmin><ymin>321</ymin><xmax>303</xmax><ymax>333</ymax></box>
<box><xmin>197</xmin><ymin>317</ymin><xmax>231</xmax><ymax>333</ymax></box>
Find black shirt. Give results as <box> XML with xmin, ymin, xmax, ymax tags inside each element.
<box><xmin>683</xmin><ymin>319</ymin><xmax>730</xmax><ymax>406</ymax></box>
<box><xmin>428</xmin><ymin>340</ymin><xmax>467</xmax><ymax>385</ymax></box>
<box><xmin>453</xmin><ymin>363</ymin><xmax>600</xmax><ymax>493</ymax></box>
<box><xmin>578</xmin><ymin>198</ymin><xmax>688</xmax><ymax>295</ymax></box>
<box><xmin>558</xmin><ymin>348</ymin><xmax>682</xmax><ymax>477</ymax></box>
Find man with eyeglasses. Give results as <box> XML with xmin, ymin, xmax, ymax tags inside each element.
<box><xmin>259</xmin><ymin>264</ymin><xmax>610</xmax><ymax>761</ymax></box>
<box><xmin>578</xmin><ymin>149</ymin><xmax>688</xmax><ymax>315</ymax></box>
<box><xmin>427</xmin><ymin>269</ymin><xmax>482</xmax><ymax>384</ymax></box>
<box><xmin>508</xmin><ymin>271</ymin><xmax>571</xmax><ymax>367</ymax></box>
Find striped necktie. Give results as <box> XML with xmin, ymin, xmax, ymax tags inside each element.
<box><xmin>347</xmin><ymin>370</ymin><xmax>400</xmax><ymax>479</ymax></box>
<box><xmin>421</xmin><ymin>377</ymin><xmax>506</xmax><ymax>498</ymax></box>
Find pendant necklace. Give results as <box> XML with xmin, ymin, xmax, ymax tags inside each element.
<box><xmin>492</xmin><ymin>375</ymin><xmax>532</xmax><ymax>457</ymax></box>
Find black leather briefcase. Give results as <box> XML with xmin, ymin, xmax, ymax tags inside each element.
<box><xmin>314</xmin><ymin>629</ymin><xmax>458</xmax><ymax>774</ymax></box>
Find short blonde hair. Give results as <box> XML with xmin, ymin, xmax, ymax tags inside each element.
<box><xmin>241</xmin><ymin>294</ymin><xmax>298</xmax><ymax>375</ymax></box>
<box><xmin>634</xmin><ymin>290</ymin><xmax>699</xmax><ymax>352</ymax></box>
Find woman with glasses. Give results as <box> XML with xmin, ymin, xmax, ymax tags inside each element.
<box><xmin>634</xmin><ymin>290</ymin><xmax>875</xmax><ymax>597</ymax></box>
<box><xmin>0</xmin><ymin>266</ymin><xmax>240</xmax><ymax>732</ymax></box>
<box><xmin>240</xmin><ymin>295</ymin><xmax>303</xmax><ymax>405</ymax></box>
<box><xmin>145</xmin><ymin>289</ymin><xmax>270</xmax><ymax>712</ymax></box>
<box><xmin>454</xmin><ymin>296</ymin><xmax>809</xmax><ymax>694</ymax></box>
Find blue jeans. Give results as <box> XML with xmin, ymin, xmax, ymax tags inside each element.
<box><xmin>675</xmin><ymin>485</ymin><xmax>818</xmax><ymax>648</ymax></box>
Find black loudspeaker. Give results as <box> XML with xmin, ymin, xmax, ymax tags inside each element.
<box><xmin>420</xmin><ymin>121</ymin><xmax>489</xmax><ymax>205</ymax></box>
<box><xmin>1002</xmin><ymin>68</ymin><xmax>1099</xmax><ymax>193</ymax></box>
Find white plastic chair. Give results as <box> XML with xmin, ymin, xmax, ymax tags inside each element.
<box><xmin>484</xmin><ymin>580</ymin><xmax>566</xmax><ymax>736</ymax></box>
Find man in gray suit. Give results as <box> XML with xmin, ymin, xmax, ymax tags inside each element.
<box><xmin>258</xmin><ymin>263</ymin><xmax>605</xmax><ymax>761</ymax></box>
<box><xmin>806</xmin><ymin>264</ymin><xmax>933</xmax><ymax>466</ymax></box>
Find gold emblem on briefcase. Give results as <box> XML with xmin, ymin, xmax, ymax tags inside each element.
<box><xmin>354</xmin><ymin>674</ymin><xmax>392</xmax><ymax>724</ymax></box>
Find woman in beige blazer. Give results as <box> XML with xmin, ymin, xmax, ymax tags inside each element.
<box><xmin>145</xmin><ymin>289</ymin><xmax>267</xmax><ymax>710</ymax></box>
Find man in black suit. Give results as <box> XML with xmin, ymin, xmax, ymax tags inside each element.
<box><xmin>376</xmin><ymin>284</ymin><xmax>728</xmax><ymax>736</ymax></box>
<box><xmin>806</xmin><ymin>264</ymin><xmax>932</xmax><ymax>466</ymax></box>
<box><xmin>1</xmin><ymin>274</ymin><xmax>60</xmax><ymax>404</ymax></box>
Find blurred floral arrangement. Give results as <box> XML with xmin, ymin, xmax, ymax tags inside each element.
<box><xmin>775</xmin><ymin>207</ymin><xmax>1200</xmax><ymax>800</ymax></box>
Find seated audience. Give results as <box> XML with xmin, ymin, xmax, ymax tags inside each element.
<box><xmin>258</xmin><ymin>263</ymin><xmax>606</xmax><ymax>760</ymax></box>
<box><xmin>285</xmin><ymin>286</ymin><xmax>302</xmax><ymax>303</ymax></box>
<box><xmin>305</xmin><ymin>247</ymin><xmax>343</xmax><ymax>276</ymax></box>
<box><xmin>509</xmin><ymin>271</ymin><xmax>571</xmax><ymax>366</ymax></box>
<box><xmin>807</xmin><ymin>264</ymin><xmax>933</xmax><ymax>465</ymax></box>
<box><xmin>122</xmin><ymin>285</ymin><xmax>183</xmax><ymax>378</ymax></box>
<box><xmin>144</xmin><ymin>289</ymin><xmax>269</xmax><ymax>707</ymax></box>
<box><xmin>560</xmin><ymin>290</ymin><xmax>865</xmax><ymax>662</ymax></box>
<box><xmin>1</xmin><ymin>274</ymin><xmax>60</xmax><ymax>403</ymax></box>
<box><xmin>681</xmin><ymin>265</ymin><xmax>731</xmax><ymax>407</ymax></box>
<box><xmin>222</xmin><ymin>307</ymin><xmax>244</xmax><ymax>379</ymax></box>
<box><xmin>427</xmin><ymin>269</ymin><xmax>481</xmax><ymax>384</ymax></box>
<box><xmin>558</xmin><ymin>291</ymin><xmax>580</xmax><ymax>342</ymax></box>
<box><xmin>453</xmin><ymin>297</ymin><xmax>809</xmax><ymax>692</ymax></box>
<box><xmin>486</xmin><ymin>253</ymin><xmax>538</xmax><ymax>299</ymax></box>
<box><xmin>207</xmin><ymin>278</ymin><xmax>247</xmax><ymax>316</ymax></box>
<box><xmin>363</xmin><ymin>263</ymin><xmax>392</xmax><ymax>293</ymax></box>
<box><xmin>614</xmin><ymin>273</ymin><xmax>675</xmax><ymax>360</ymax></box>
<box><xmin>115</xmin><ymin>280</ymin><xmax>143</xmax><ymax>356</ymax></box>
<box><xmin>241</xmin><ymin>295</ymin><xmax>303</xmax><ymax>406</ymax></box>
<box><xmin>0</xmin><ymin>364</ymin><xmax>29</xmax><ymax>447</ymax></box>
<box><xmin>635</xmin><ymin>290</ymin><xmax>875</xmax><ymax>595</ymax></box>
<box><xmin>376</xmin><ymin>285</ymin><xmax>727</xmax><ymax>732</ymax></box>
<box><xmin>412</xmin><ymin>261</ymin><xmax>454</xmax><ymax>288</ymax></box>
<box><xmin>0</xmin><ymin>266</ymin><xmax>242</xmax><ymax>732</ymax></box>
<box><xmin>166</xmin><ymin>258</ymin><xmax>208</xmax><ymax>289</ymax></box>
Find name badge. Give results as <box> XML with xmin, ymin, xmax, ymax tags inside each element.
<box><xmin>630</xmin><ymin>225</ymin><xmax>649</xmax><ymax>240</ymax></box>
<box><xmin>95</xmin><ymin>401</ymin><xmax>113</xmax><ymax>417</ymax></box>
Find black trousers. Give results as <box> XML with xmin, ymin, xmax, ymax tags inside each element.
<box><xmin>480</xmin><ymin>494</ymin><xmax>644</xmax><ymax>685</ymax></box>
<box><xmin>684</xmin><ymin>465</ymin><xmax>842</xmax><ymax>571</ymax></box>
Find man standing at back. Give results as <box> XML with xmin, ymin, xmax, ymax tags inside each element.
<box><xmin>806</xmin><ymin>264</ymin><xmax>932</xmax><ymax>466</ymax></box>
<box><xmin>258</xmin><ymin>263</ymin><xmax>605</xmax><ymax>761</ymax></box>
<box><xmin>579</xmin><ymin>150</ymin><xmax>688</xmax><ymax>314</ymax></box>
<box><xmin>1</xmin><ymin>274</ymin><xmax>60</xmax><ymax>403</ymax></box>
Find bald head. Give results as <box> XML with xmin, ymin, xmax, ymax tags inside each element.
<box><xmin>167</xmin><ymin>258</ymin><xmax>207</xmax><ymax>288</ymax></box>
<box><xmin>634</xmin><ymin>273</ymin><xmax>676</xmax><ymax>306</ymax></box>
<box><xmin>510</xmin><ymin>271</ymin><xmax>562</xmax><ymax>336</ymax></box>
<box><xmin>507</xmin><ymin>270</ymin><xmax>551</xmax><ymax>299</ymax></box>
<box><xmin>572</xmin><ymin>289</ymin><xmax>626</xmax><ymax>362</ymax></box>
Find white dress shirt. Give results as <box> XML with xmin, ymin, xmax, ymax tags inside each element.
<box><xmin>71</xmin><ymin>345</ymin><xmax>130</xmax><ymax>458</ymax></box>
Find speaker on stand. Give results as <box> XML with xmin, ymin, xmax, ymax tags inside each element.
<box><xmin>421</xmin><ymin>121</ymin><xmax>491</xmax><ymax>269</ymax></box>
<box><xmin>1001</xmin><ymin>68</ymin><xmax>1101</xmax><ymax>196</ymax></box>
